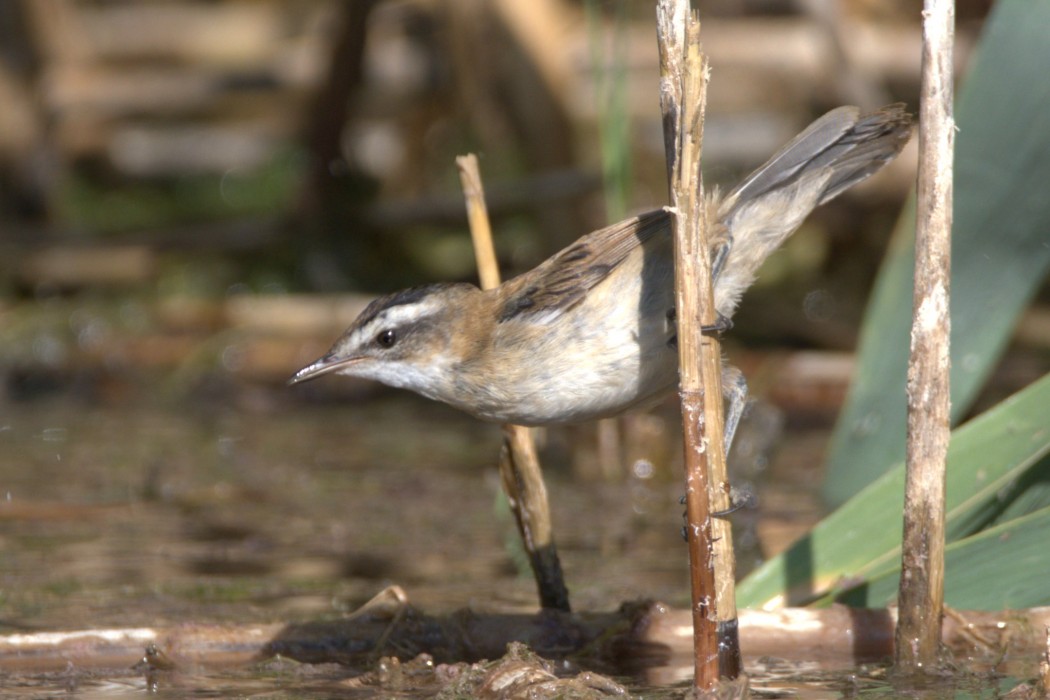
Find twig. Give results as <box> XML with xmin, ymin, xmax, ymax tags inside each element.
<box><xmin>1040</xmin><ymin>627</ymin><xmax>1050</xmax><ymax>696</ymax></box>
<box><xmin>896</xmin><ymin>0</ymin><xmax>954</xmax><ymax>674</ymax></box>
<box><xmin>655</xmin><ymin>0</ymin><xmax>740</xmax><ymax>688</ymax></box>
<box><xmin>455</xmin><ymin>154</ymin><xmax>571</xmax><ymax>612</ymax></box>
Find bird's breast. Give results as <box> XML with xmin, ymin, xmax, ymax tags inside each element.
<box><xmin>460</xmin><ymin>268</ymin><xmax>678</xmax><ymax>425</ymax></box>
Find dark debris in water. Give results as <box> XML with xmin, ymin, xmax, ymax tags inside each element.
<box><xmin>339</xmin><ymin>643</ymin><xmax>630</xmax><ymax>700</ymax></box>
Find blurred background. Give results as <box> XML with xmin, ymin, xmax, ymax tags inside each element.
<box><xmin>4</xmin><ymin>0</ymin><xmax>1035</xmax><ymax>640</ymax></box>
<box><xmin>2</xmin><ymin>0</ymin><xmax>993</xmax><ymax>400</ymax></box>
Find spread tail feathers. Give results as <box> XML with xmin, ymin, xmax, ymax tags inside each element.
<box><xmin>712</xmin><ymin>104</ymin><xmax>912</xmax><ymax>317</ymax></box>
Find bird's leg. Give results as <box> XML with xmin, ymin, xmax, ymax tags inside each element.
<box><xmin>664</xmin><ymin>237</ymin><xmax>734</xmax><ymax>349</ymax></box>
<box><xmin>709</xmin><ymin>365</ymin><xmax>754</xmax><ymax>518</ymax></box>
<box><xmin>710</xmin><ymin>237</ymin><xmax>732</xmax><ymax>281</ymax></box>
<box><xmin>710</xmin><ymin>487</ymin><xmax>758</xmax><ymax>518</ymax></box>
<box><xmin>720</xmin><ymin>364</ymin><xmax>749</xmax><ymax>458</ymax></box>
<box><xmin>678</xmin><ymin>365</ymin><xmax>753</xmax><ymax>533</ymax></box>
<box><xmin>701</xmin><ymin>313</ymin><xmax>733</xmax><ymax>335</ymax></box>
<box><xmin>664</xmin><ymin>309</ymin><xmax>732</xmax><ymax>349</ymax></box>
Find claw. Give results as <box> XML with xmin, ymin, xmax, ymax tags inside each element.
<box><xmin>665</xmin><ymin>311</ymin><xmax>732</xmax><ymax>350</ymax></box>
<box><xmin>712</xmin><ymin>488</ymin><xmax>758</xmax><ymax>518</ymax></box>
<box><xmin>702</xmin><ymin>313</ymin><xmax>733</xmax><ymax>335</ymax></box>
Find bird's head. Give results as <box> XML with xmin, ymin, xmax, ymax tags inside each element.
<box><xmin>290</xmin><ymin>283</ymin><xmax>485</xmax><ymax>400</ymax></box>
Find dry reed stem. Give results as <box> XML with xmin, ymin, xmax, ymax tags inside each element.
<box><xmin>455</xmin><ymin>154</ymin><xmax>570</xmax><ymax>612</ymax></box>
<box><xmin>7</xmin><ymin>605</ymin><xmax>1050</xmax><ymax>674</ymax></box>
<box><xmin>656</xmin><ymin>0</ymin><xmax>740</xmax><ymax>687</ymax></box>
<box><xmin>896</xmin><ymin>0</ymin><xmax>954</xmax><ymax>673</ymax></box>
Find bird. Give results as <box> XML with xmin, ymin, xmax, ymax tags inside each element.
<box><xmin>291</xmin><ymin>104</ymin><xmax>911</xmax><ymax>452</ymax></box>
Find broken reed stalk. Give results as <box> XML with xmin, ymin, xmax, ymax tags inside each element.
<box><xmin>1041</xmin><ymin>627</ymin><xmax>1050</xmax><ymax>695</ymax></box>
<box><xmin>655</xmin><ymin>1</ymin><xmax>740</xmax><ymax>687</ymax></box>
<box><xmin>8</xmin><ymin>606</ymin><xmax>1050</xmax><ymax>675</ymax></box>
<box><xmin>896</xmin><ymin>0</ymin><xmax>954</xmax><ymax>673</ymax></box>
<box><xmin>455</xmin><ymin>154</ymin><xmax>571</xmax><ymax>612</ymax></box>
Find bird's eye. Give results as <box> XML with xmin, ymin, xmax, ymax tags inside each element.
<box><xmin>376</xmin><ymin>329</ymin><xmax>397</xmax><ymax>348</ymax></box>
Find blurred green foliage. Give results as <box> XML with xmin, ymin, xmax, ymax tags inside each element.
<box><xmin>822</xmin><ymin>0</ymin><xmax>1050</xmax><ymax>505</ymax></box>
<box><xmin>741</xmin><ymin>0</ymin><xmax>1050</xmax><ymax>612</ymax></box>
<box><xmin>57</xmin><ymin>148</ymin><xmax>306</xmax><ymax>235</ymax></box>
<box><xmin>739</xmin><ymin>373</ymin><xmax>1050</xmax><ymax>610</ymax></box>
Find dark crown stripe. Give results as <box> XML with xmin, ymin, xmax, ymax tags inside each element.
<box><xmin>356</xmin><ymin>283</ymin><xmax>448</xmax><ymax>329</ymax></box>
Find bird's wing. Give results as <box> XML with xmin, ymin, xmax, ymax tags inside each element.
<box><xmin>497</xmin><ymin>209</ymin><xmax>670</xmax><ymax>322</ymax></box>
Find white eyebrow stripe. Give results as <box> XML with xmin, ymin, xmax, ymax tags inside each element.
<box><xmin>351</xmin><ymin>297</ymin><xmax>442</xmax><ymax>347</ymax></box>
<box><xmin>376</xmin><ymin>297</ymin><xmax>441</xmax><ymax>326</ymax></box>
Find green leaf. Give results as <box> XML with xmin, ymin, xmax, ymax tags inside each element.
<box><xmin>836</xmin><ymin>506</ymin><xmax>1050</xmax><ymax>610</ymax></box>
<box><xmin>822</xmin><ymin>0</ymin><xmax>1050</xmax><ymax>505</ymax></box>
<box><xmin>737</xmin><ymin>373</ymin><xmax>1050</xmax><ymax>610</ymax></box>
<box><xmin>947</xmin><ymin>451</ymin><xmax>1050</xmax><ymax>538</ymax></box>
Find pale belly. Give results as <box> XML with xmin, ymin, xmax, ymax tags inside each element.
<box><xmin>463</xmin><ymin>259</ymin><xmax>680</xmax><ymax>425</ymax></box>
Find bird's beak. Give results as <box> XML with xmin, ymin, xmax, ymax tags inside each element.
<box><xmin>288</xmin><ymin>353</ymin><xmax>361</xmax><ymax>386</ymax></box>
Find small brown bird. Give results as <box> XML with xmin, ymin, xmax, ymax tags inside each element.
<box><xmin>292</xmin><ymin>105</ymin><xmax>911</xmax><ymax>451</ymax></box>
